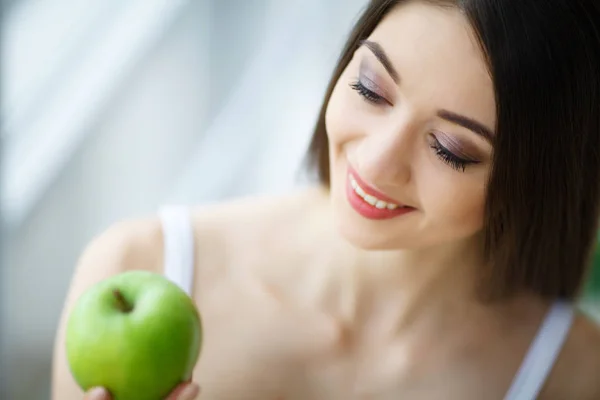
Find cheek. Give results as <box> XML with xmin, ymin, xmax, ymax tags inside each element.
<box><xmin>325</xmin><ymin>78</ymin><xmax>361</xmax><ymax>147</ymax></box>
<box><xmin>422</xmin><ymin>172</ymin><xmax>487</xmax><ymax>233</ymax></box>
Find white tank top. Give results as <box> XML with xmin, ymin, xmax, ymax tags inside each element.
<box><xmin>157</xmin><ymin>205</ymin><xmax>575</xmax><ymax>399</ymax></box>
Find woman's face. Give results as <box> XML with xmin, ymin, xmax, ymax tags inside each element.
<box><xmin>325</xmin><ymin>2</ymin><xmax>497</xmax><ymax>250</ymax></box>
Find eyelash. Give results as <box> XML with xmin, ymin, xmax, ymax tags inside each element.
<box><xmin>349</xmin><ymin>80</ymin><xmax>387</xmax><ymax>105</ymax></box>
<box><xmin>350</xmin><ymin>80</ymin><xmax>477</xmax><ymax>173</ymax></box>
<box><xmin>429</xmin><ymin>138</ymin><xmax>477</xmax><ymax>172</ymax></box>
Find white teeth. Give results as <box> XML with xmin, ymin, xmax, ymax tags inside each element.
<box><xmin>349</xmin><ymin>176</ymin><xmax>402</xmax><ymax>210</ymax></box>
<box><xmin>364</xmin><ymin>195</ymin><xmax>377</xmax><ymax>206</ymax></box>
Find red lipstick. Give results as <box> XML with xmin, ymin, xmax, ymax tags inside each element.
<box><xmin>346</xmin><ymin>166</ymin><xmax>415</xmax><ymax>220</ymax></box>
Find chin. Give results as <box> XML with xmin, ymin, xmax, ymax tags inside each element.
<box><xmin>336</xmin><ymin>223</ymin><xmax>409</xmax><ymax>250</ymax></box>
<box><xmin>333</xmin><ymin>212</ymin><xmax>480</xmax><ymax>255</ymax></box>
<box><xmin>333</xmin><ymin>218</ymin><xmax>424</xmax><ymax>251</ymax></box>
<box><xmin>330</xmin><ymin>189</ymin><xmax>419</xmax><ymax>251</ymax></box>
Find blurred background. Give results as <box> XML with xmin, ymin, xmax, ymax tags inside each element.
<box><xmin>0</xmin><ymin>0</ymin><xmax>369</xmax><ymax>397</ymax></box>
<box><xmin>0</xmin><ymin>1</ymin><xmax>598</xmax><ymax>399</ymax></box>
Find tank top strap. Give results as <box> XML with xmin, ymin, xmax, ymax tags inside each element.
<box><xmin>158</xmin><ymin>205</ymin><xmax>196</xmax><ymax>297</ymax></box>
<box><xmin>503</xmin><ymin>300</ymin><xmax>575</xmax><ymax>400</ymax></box>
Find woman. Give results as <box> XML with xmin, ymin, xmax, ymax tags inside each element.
<box><xmin>52</xmin><ymin>0</ymin><xmax>600</xmax><ymax>399</ymax></box>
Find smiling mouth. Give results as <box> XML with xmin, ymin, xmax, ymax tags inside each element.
<box><xmin>346</xmin><ymin>167</ymin><xmax>415</xmax><ymax>220</ymax></box>
<box><xmin>349</xmin><ymin>175</ymin><xmax>404</xmax><ymax>210</ymax></box>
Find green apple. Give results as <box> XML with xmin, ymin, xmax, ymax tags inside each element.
<box><xmin>66</xmin><ymin>270</ymin><xmax>202</xmax><ymax>400</ymax></box>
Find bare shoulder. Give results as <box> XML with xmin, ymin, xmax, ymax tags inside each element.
<box><xmin>189</xmin><ymin>186</ymin><xmax>328</xmax><ymax>256</ymax></box>
<box><xmin>84</xmin><ymin>216</ymin><xmax>165</xmax><ymax>271</ymax></box>
<box><xmin>190</xmin><ymin>185</ymin><xmax>328</xmax><ymax>233</ymax></box>
<box><xmin>187</xmin><ymin>185</ymin><xmax>331</xmax><ymax>292</ymax></box>
<box><xmin>71</xmin><ymin>184</ymin><xmax>326</xmax><ymax>293</ymax></box>
<box><xmin>63</xmin><ymin>213</ymin><xmax>166</xmax><ymax>309</ymax></box>
<box><xmin>542</xmin><ymin>309</ymin><xmax>600</xmax><ymax>400</ymax></box>
<box><xmin>66</xmin><ymin>185</ymin><xmax>326</xmax><ymax>292</ymax></box>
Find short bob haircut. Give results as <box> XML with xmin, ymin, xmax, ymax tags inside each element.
<box><xmin>307</xmin><ymin>0</ymin><xmax>600</xmax><ymax>302</ymax></box>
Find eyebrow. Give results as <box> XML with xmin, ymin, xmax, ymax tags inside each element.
<box><xmin>361</xmin><ymin>39</ymin><xmax>495</xmax><ymax>141</ymax></box>
<box><xmin>437</xmin><ymin>110</ymin><xmax>495</xmax><ymax>141</ymax></box>
<box><xmin>361</xmin><ymin>40</ymin><xmax>400</xmax><ymax>84</ymax></box>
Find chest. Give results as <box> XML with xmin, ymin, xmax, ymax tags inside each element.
<box><xmin>189</xmin><ymin>277</ymin><xmax>518</xmax><ymax>400</ymax></box>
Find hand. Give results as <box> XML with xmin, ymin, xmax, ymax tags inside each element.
<box><xmin>83</xmin><ymin>382</ymin><xmax>200</xmax><ymax>400</ymax></box>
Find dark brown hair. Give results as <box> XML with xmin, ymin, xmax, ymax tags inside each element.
<box><xmin>307</xmin><ymin>0</ymin><xmax>600</xmax><ymax>301</ymax></box>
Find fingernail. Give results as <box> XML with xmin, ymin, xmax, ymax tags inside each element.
<box><xmin>86</xmin><ymin>387</ymin><xmax>109</xmax><ymax>400</ymax></box>
<box><xmin>178</xmin><ymin>384</ymin><xmax>200</xmax><ymax>400</ymax></box>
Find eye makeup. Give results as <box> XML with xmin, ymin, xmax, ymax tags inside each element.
<box><xmin>348</xmin><ymin>56</ymin><xmax>487</xmax><ymax>173</ymax></box>
<box><xmin>428</xmin><ymin>133</ymin><xmax>481</xmax><ymax>172</ymax></box>
<box><xmin>349</xmin><ymin>59</ymin><xmax>393</xmax><ymax>106</ymax></box>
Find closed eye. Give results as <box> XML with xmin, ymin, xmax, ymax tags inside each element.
<box><xmin>429</xmin><ymin>135</ymin><xmax>480</xmax><ymax>172</ymax></box>
<box><xmin>350</xmin><ymin>80</ymin><xmax>389</xmax><ymax>105</ymax></box>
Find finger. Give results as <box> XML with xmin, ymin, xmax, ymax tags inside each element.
<box><xmin>166</xmin><ymin>382</ymin><xmax>200</xmax><ymax>400</ymax></box>
<box><xmin>84</xmin><ymin>387</ymin><xmax>111</xmax><ymax>400</ymax></box>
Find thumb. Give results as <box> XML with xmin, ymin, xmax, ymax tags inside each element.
<box><xmin>84</xmin><ymin>387</ymin><xmax>111</xmax><ymax>400</ymax></box>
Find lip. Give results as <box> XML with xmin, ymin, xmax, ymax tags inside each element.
<box><xmin>348</xmin><ymin>165</ymin><xmax>406</xmax><ymax>205</ymax></box>
<box><xmin>346</xmin><ymin>165</ymin><xmax>415</xmax><ymax>220</ymax></box>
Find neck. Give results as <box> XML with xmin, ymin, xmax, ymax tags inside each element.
<box><xmin>334</xmin><ymin>233</ymin><xmax>491</xmax><ymax>337</ymax></box>
<box><xmin>310</xmin><ymin>187</ymin><xmax>509</xmax><ymax>334</ymax></box>
<box><xmin>364</xmin><ymin>234</ymin><xmax>483</xmax><ymax>287</ymax></box>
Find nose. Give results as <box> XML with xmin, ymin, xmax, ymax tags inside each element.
<box><xmin>356</xmin><ymin>116</ymin><xmax>418</xmax><ymax>186</ymax></box>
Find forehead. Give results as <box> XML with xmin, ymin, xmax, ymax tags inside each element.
<box><xmin>366</xmin><ymin>2</ymin><xmax>496</xmax><ymax>127</ymax></box>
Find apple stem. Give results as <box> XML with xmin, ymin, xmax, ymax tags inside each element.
<box><xmin>112</xmin><ymin>289</ymin><xmax>133</xmax><ymax>313</ymax></box>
